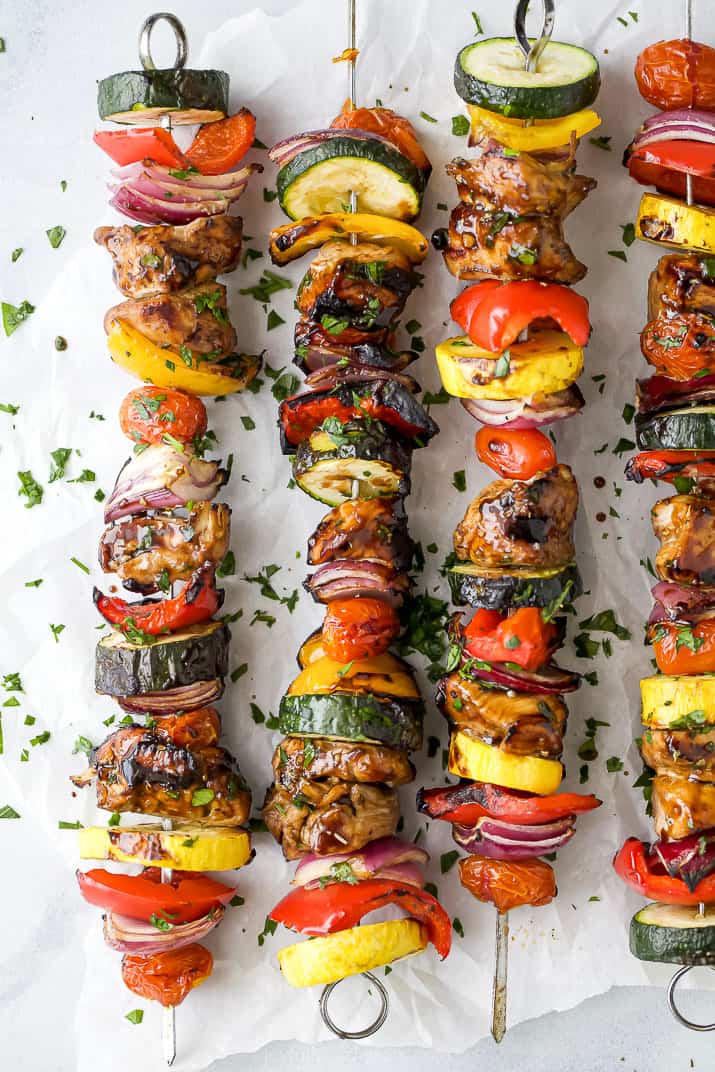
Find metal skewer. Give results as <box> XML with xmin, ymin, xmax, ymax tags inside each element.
<box><xmin>347</xmin><ymin>0</ymin><xmax>360</xmax><ymax>503</ymax></box>
<box><xmin>161</xmin><ymin>816</ymin><xmax>177</xmax><ymax>1066</ymax></box>
<box><xmin>683</xmin><ymin>0</ymin><xmax>694</xmax><ymax>205</ymax></box>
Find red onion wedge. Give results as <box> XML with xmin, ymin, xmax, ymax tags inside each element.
<box><xmin>109</xmin><ymin>161</ymin><xmax>262</xmax><ymax>225</ymax></box>
<box><xmin>293</xmin><ymin>836</ymin><xmax>429</xmax><ymax>887</ymax></box>
<box><xmin>627</xmin><ymin>109</ymin><xmax>715</xmax><ymax>157</ymax></box>
<box><xmin>304</xmin><ymin>364</ymin><xmax>421</xmax><ymax>394</ymax></box>
<box><xmin>269</xmin><ymin>129</ymin><xmax>397</xmax><ymax>167</ymax></box>
<box><xmin>453</xmin><ymin>816</ymin><xmax>576</xmax><ymax>860</ymax></box>
<box><xmin>118</xmin><ymin>678</ymin><xmax>224</xmax><ymax>714</ymax></box>
<box><xmin>109</xmin><ymin>184</ymin><xmax>234</xmax><ymax>226</ymax></box>
<box><xmin>461</xmin><ymin>657</ymin><xmax>581</xmax><ymax>695</ymax></box>
<box><xmin>103</xmin><ymin>905</ymin><xmax>225</xmax><ymax>954</ymax></box>
<box><xmin>304</xmin><ymin>559</ymin><xmax>411</xmax><ymax>606</ymax></box>
<box><xmin>648</xmin><ymin>582</ymin><xmax>715</xmax><ymax>626</ymax></box>
<box><xmin>655</xmin><ymin>828</ymin><xmax>715</xmax><ymax>892</ymax></box>
<box><xmin>113</xmin><ymin>161</ymin><xmax>262</xmax><ymax>192</ymax></box>
<box><xmin>104</xmin><ymin>445</ymin><xmax>226</xmax><ymax>523</ymax></box>
<box><xmin>460</xmin><ymin>385</ymin><xmax>585</xmax><ymax>428</ymax></box>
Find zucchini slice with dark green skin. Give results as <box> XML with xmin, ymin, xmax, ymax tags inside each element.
<box><xmin>279</xmin><ymin>382</ymin><xmax>438</xmax><ymax>454</ymax></box>
<box><xmin>293</xmin><ymin>421</ymin><xmax>411</xmax><ymax>506</ymax></box>
<box><xmin>278</xmin><ymin>692</ymin><xmax>424</xmax><ymax>752</ymax></box>
<box><xmin>98</xmin><ymin>68</ymin><xmax>229</xmax><ymax>125</ymax></box>
<box><xmin>447</xmin><ymin>561</ymin><xmax>582</xmax><ymax>610</ymax></box>
<box><xmin>636</xmin><ymin>407</ymin><xmax>715</xmax><ymax>451</ymax></box>
<box><xmin>276</xmin><ymin>137</ymin><xmax>424</xmax><ymax>222</ymax></box>
<box><xmin>454</xmin><ymin>37</ymin><xmax>600</xmax><ymax>118</ymax></box>
<box><xmin>630</xmin><ymin>902</ymin><xmax>715</xmax><ymax>965</ymax></box>
<box><xmin>95</xmin><ymin>621</ymin><xmax>229</xmax><ymax>697</ymax></box>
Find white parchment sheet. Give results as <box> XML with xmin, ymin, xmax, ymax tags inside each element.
<box><xmin>1</xmin><ymin>2</ymin><xmax>712</xmax><ymax>1069</ymax></box>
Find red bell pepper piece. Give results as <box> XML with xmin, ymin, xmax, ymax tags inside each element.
<box><xmin>628</xmin><ymin>141</ymin><xmax>715</xmax><ymax>207</ymax></box>
<box><xmin>626</xmin><ymin>450</ymin><xmax>715</xmax><ymax>487</ymax></box>
<box><xmin>93</xmin><ymin>128</ymin><xmax>189</xmax><ymax>169</ymax></box>
<box><xmin>269</xmin><ymin>879</ymin><xmax>452</xmax><ymax>959</ymax></box>
<box><xmin>77</xmin><ymin>868</ymin><xmax>236</xmax><ymax>923</ymax></box>
<box><xmin>417</xmin><ymin>782</ymin><xmax>602</xmax><ymax>826</ymax></box>
<box><xmin>463</xmin><ymin>607</ymin><xmax>558</xmax><ymax>672</ymax></box>
<box><xmin>451</xmin><ymin>280</ymin><xmax>590</xmax><ymax>353</ymax></box>
<box><xmin>613</xmin><ymin>837</ymin><xmax>715</xmax><ymax>905</ymax></box>
<box><xmin>93</xmin><ymin>563</ymin><xmax>222</xmax><ymax>636</ymax></box>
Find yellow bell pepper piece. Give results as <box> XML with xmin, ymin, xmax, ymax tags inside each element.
<box><xmin>78</xmin><ymin>824</ymin><xmax>252</xmax><ymax>872</ymax></box>
<box><xmin>277</xmin><ymin>920</ymin><xmax>426</xmax><ymax>987</ymax></box>
<box><xmin>269</xmin><ymin>212</ymin><xmax>429</xmax><ymax>265</ymax></box>
<box><xmin>297</xmin><ymin>630</ymin><xmax>327</xmax><ymax>668</ymax></box>
<box><xmin>449</xmin><ymin>731</ymin><xmax>563</xmax><ymax>795</ymax></box>
<box><xmin>435</xmin><ymin>330</ymin><xmax>583</xmax><ymax>400</ymax></box>
<box><xmin>641</xmin><ymin>674</ymin><xmax>715</xmax><ymax>728</ymax></box>
<box><xmin>288</xmin><ymin>653</ymin><xmax>419</xmax><ymax>700</ymax></box>
<box><xmin>636</xmin><ymin>193</ymin><xmax>715</xmax><ymax>255</ymax></box>
<box><xmin>467</xmin><ymin>104</ymin><xmax>601</xmax><ymax>152</ymax></box>
<box><xmin>106</xmin><ymin>319</ymin><xmax>261</xmax><ymax>397</ymax></box>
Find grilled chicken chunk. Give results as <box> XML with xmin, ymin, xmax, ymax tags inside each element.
<box><xmin>94</xmin><ymin>216</ymin><xmax>243</xmax><ymax>298</ymax></box>
<box><xmin>307</xmin><ymin>497</ymin><xmax>413</xmax><ymax>570</ymax></box>
<box><xmin>652</xmin><ymin>773</ymin><xmax>715</xmax><ymax>839</ymax></box>
<box><xmin>437</xmin><ymin>672</ymin><xmax>566</xmax><ymax>759</ymax></box>
<box><xmin>272</xmin><ymin>736</ymin><xmax>415</xmax><ymax>794</ymax></box>
<box><xmin>648</xmin><ymin>253</ymin><xmax>715</xmax><ymax>321</ymax></box>
<box><xmin>642</xmin><ymin>727</ymin><xmax>715</xmax><ymax>782</ymax></box>
<box><xmin>105</xmin><ymin>282</ymin><xmax>236</xmax><ymax>357</ymax></box>
<box><xmin>263</xmin><ymin>780</ymin><xmax>399</xmax><ymax>859</ymax></box>
<box><xmin>100</xmin><ymin>502</ymin><xmax>231</xmax><ymax>594</ymax></box>
<box><xmin>295</xmin><ymin>240</ymin><xmax>415</xmax><ymax>330</ymax></box>
<box><xmin>454</xmin><ymin>465</ymin><xmax>578</xmax><ymax>569</ymax></box>
<box><xmin>440</xmin><ymin>203</ymin><xmax>586</xmax><ymax>283</ymax></box>
<box><xmin>652</xmin><ymin>494</ymin><xmax>715</xmax><ymax>587</ymax></box>
<box><xmin>71</xmin><ymin>717</ymin><xmax>250</xmax><ymax>825</ymax></box>
<box><xmin>446</xmin><ymin>144</ymin><xmax>595</xmax><ymax>218</ymax></box>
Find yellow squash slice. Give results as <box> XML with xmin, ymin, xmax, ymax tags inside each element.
<box><xmin>277</xmin><ymin>919</ymin><xmax>427</xmax><ymax>988</ymax></box>
<box><xmin>636</xmin><ymin>193</ymin><xmax>715</xmax><ymax>254</ymax></box>
<box><xmin>641</xmin><ymin>674</ymin><xmax>715</xmax><ymax>728</ymax></box>
<box><xmin>78</xmin><ymin>824</ymin><xmax>252</xmax><ymax>872</ymax></box>
<box><xmin>269</xmin><ymin>212</ymin><xmax>428</xmax><ymax>265</ymax></box>
<box><xmin>449</xmin><ymin>731</ymin><xmax>563</xmax><ymax>795</ymax></box>
<box><xmin>288</xmin><ymin>654</ymin><xmax>419</xmax><ymax>700</ymax></box>
<box><xmin>435</xmin><ymin>330</ymin><xmax>583</xmax><ymax>401</ymax></box>
<box><xmin>467</xmin><ymin>104</ymin><xmax>601</xmax><ymax>152</ymax></box>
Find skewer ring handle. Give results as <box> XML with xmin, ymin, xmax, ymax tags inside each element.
<box><xmin>319</xmin><ymin>971</ymin><xmax>389</xmax><ymax>1039</ymax></box>
<box><xmin>513</xmin><ymin>0</ymin><xmax>555</xmax><ymax>73</ymax></box>
<box><xmin>139</xmin><ymin>12</ymin><xmax>188</xmax><ymax>71</ymax></box>
<box><xmin>667</xmin><ymin>964</ymin><xmax>715</xmax><ymax>1031</ymax></box>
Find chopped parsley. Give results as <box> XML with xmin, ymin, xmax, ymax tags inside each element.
<box><xmin>18</xmin><ymin>470</ymin><xmax>43</xmax><ymax>508</ymax></box>
<box><xmin>46</xmin><ymin>226</ymin><xmax>66</xmax><ymax>249</ymax></box>
<box><xmin>2</xmin><ymin>300</ymin><xmax>35</xmax><ymax>337</ymax></box>
<box><xmin>451</xmin><ymin>114</ymin><xmax>470</xmax><ymax>136</ymax></box>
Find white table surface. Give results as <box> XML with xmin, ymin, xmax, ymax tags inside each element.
<box><xmin>1</xmin><ymin>0</ymin><xmax>714</xmax><ymax>1068</ymax></box>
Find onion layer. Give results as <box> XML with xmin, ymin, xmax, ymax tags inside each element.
<box><xmin>293</xmin><ymin>836</ymin><xmax>429</xmax><ymax>887</ymax></box>
<box><xmin>103</xmin><ymin>905</ymin><xmax>224</xmax><ymax>953</ymax></box>
<box><xmin>104</xmin><ymin>445</ymin><xmax>226</xmax><ymax>523</ymax></box>
<box><xmin>460</xmin><ymin>385</ymin><xmax>585</xmax><ymax>428</ymax></box>
<box><xmin>453</xmin><ymin>816</ymin><xmax>576</xmax><ymax>860</ymax></box>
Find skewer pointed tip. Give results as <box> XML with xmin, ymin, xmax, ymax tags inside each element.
<box><xmin>491</xmin><ymin>910</ymin><xmax>509</xmax><ymax>1044</ymax></box>
<box><xmin>163</xmin><ymin>1004</ymin><xmax>176</xmax><ymax>1066</ymax></box>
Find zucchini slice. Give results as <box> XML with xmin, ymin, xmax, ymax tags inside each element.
<box><xmin>278</xmin><ymin>692</ymin><xmax>424</xmax><ymax>752</ymax></box>
<box><xmin>637</xmin><ymin>193</ymin><xmax>715</xmax><ymax>255</ymax></box>
<box><xmin>630</xmin><ymin>902</ymin><xmax>715</xmax><ymax>965</ymax></box>
<box><xmin>95</xmin><ymin>621</ymin><xmax>229</xmax><ymax>697</ymax></box>
<box><xmin>454</xmin><ymin>38</ymin><xmax>600</xmax><ymax>119</ymax></box>
<box><xmin>277</xmin><ymin>919</ymin><xmax>427</xmax><ymax>988</ymax></box>
<box><xmin>641</xmin><ymin>674</ymin><xmax>715</xmax><ymax>728</ymax></box>
<box><xmin>97</xmin><ymin>68</ymin><xmax>229</xmax><ymax>125</ymax></box>
<box><xmin>293</xmin><ymin>422</ymin><xmax>411</xmax><ymax>506</ymax></box>
<box><xmin>448</xmin><ymin>561</ymin><xmax>582</xmax><ymax>610</ymax></box>
<box><xmin>636</xmin><ymin>406</ymin><xmax>715</xmax><ymax>451</ymax></box>
<box><xmin>78</xmin><ymin>824</ymin><xmax>252</xmax><ymax>871</ymax></box>
<box><xmin>269</xmin><ymin>213</ymin><xmax>429</xmax><ymax>266</ymax></box>
<box><xmin>276</xmin><ymin>137</ymin><xmax>424</xmax><ymax>222</ymax></box>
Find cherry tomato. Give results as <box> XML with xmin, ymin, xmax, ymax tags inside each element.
<box><xmin>475</xmin><ymin>426</ymin><xmax>557</xmax><ymax>480</ymax></box>
<box><xmin>463</xmin><ymin>607</ymin><xmax>558</xmax><ymax>672</ymax></box>
<box><xmin>649</xmin><ymin>619</ymin><xmax>715</xmax><ymax>675</ymax></box>
<box><xmin>122</xmin><ymin>944</ymin><xmax>213</xmax><ymax>1007</ymax></box>
<box><xmin>459</xmin><ymin>855</ymin><xmax>556</xmax><ymax>912</ymax></box>
<box><xmin>119</xmin><ymin>386</ymin><xmax>207</xmax><ymax>448</ymax></box>
<box><xmin>641</xmin><ymin>313</ymin><xmax>715</xmax><ymax>379</ymax></box>
<box><xmin>184</xmin><ymin>109</ymin><xmax>256</xmax><ymax>175</ymax></box>
<box><xmin>76</xmin><ymin>868</ymin><xmax>236</xmax><ymax>923</ymax></box>
<box><xmin>331</xmin><ymin>104</ymin><xmax>431</xmax><ymax>173</ymax></box>
<box><xmin>157</xmin><ymin>708</ymin><xmax>222</xmax><ymax>749</ymax></box>
<box><xmin>322</xmin><ymin>598</ymin><xmax>400</xmax><ymax>662</ymax></box>
<box><xmin>635</xmin><ymin>39</ymin><xmax>715</xmax><ymax>110</ymax></box>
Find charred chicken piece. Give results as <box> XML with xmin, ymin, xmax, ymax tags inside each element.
<box><xmin>263</xmin><ymin>779</ymin><xmax>399</xmax><ymax>859</ymax></box>
<box><xmin>641</xmin><ymin>727</ymin><xmax>715</xmax><ymax>782</ymax></box>
<box><xmin>647</xmin><ymin>253</ymin><xmax>715</xmax><ymax>321</ymax></box>
<box><xmin>446</xmin><ymin>143</ymin><xmax>595</xmax><ymax>218</ymax></box>
<box><xmin>71</xmin><ymin>719</ymin><xmax>250</xmax><ymax>825</ymax></box>
<box><xmin>438</xmin><ymin>203</ymin><xmax>587</xmax><ymax>283</ymax></box>
<box><xmin>94</xmin><ymin>216</ymin><xmax>243</xmax><ymax>298</ymax></box>
<box><xmin>272</xmin><ymin>736</ymin><xmax>415</xmax><ymax>795</ymax></box>
<box><xmin>295</xmin><ymin>240</ymin><xmax>416</xmax><ymax>331</ymax></box>
<box><xmin>453</xmin><ymin>464</ymin><xmax>578</xmax><ymax>569</ymax></box>
<box><xmin>652</xmin><ymin>494</ymin><xmax>715</xmax><ymax>587</ymax></box>
<box><xmin>104</xmin><ymin>282</ymin><xmax>237</xmax><ymax>358</ymax></box>
<box><xmin>307</xmin><ymin>497</ymin><xmax>413</xmax><ymax>571</ymax></box>
<box><xmin>100</xmin><ymin>502</ymin><xmax>231</xmax><ymax>594</ymax></box>
<box><xmin>436</xmin><ymin>672</ymin><xmax>566</xmax><ymax>759</ymax></box>
<box><xmin>652</xmin><ymin>773</ymin><xmax>715</xmax><ymax>840</ymax></box>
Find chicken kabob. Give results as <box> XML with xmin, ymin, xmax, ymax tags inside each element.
<box><xmin>614</xmin><ymin>6</ymin><xmax>715</xmax><ymax>1029</ymax></box>
<box><xmin>70</xmin><ymin>14</ymin><xmax>260</xmax><ymax>1064</ymax></box>
<box><xmin>418</xmin><ymin>0</ymin><xmax>603</xmax><ymax>1042</ymax></box>
<box><xmin>258</xmin><ymin>1</ymin><xmax>452</xmax><ymax>1034</ymax></box>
